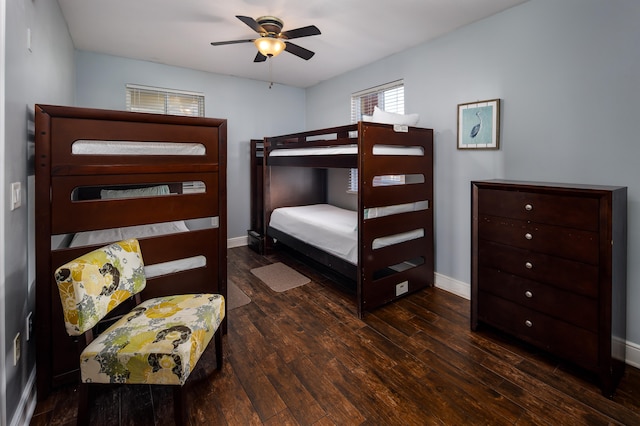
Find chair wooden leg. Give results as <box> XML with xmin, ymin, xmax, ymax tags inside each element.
<box><xmin>76</xmin><ymin>382</ymin><xmax>90</xmax><ymax>426</ymax></box>
<box><xmin>215</xmin><ymin>328</ymin><xmax>223</xmax><ymax>370</ymax></box>
<box><xmin>173</xmin><ymin>385</ymin><xmax>187</xmax><ymax>426</ymax></box>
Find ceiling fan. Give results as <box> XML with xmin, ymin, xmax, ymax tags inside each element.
<box><xmin>211</xmin><ymin>15</ymin><xmax>321</xmax><ymax>62</ymax></box>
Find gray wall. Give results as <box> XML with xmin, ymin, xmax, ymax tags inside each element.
<box><xmin>307</xmin><ymin>0</ymin><xmax>640</xmax><ymax>348</ymax></box>
<box><xmin>75</xmin><ymin>51</ymin><xmax>307</xmax><ymax>241</ymax></box>
<box><xmin>4</xmin><ymin>0</ymin><xmax>75</xmax><ymax>424</ymax></box>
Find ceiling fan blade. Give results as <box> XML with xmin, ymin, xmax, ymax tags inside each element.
<box><xmin>254</xmin><ymin>52</ymin><xmax>267</xmax><ymax>62</ymax></box>
<box><xmin>284</xmin><ymin>42</ymin><xmax>315</xmax><ymax>60</ymax></box>
<box><xmin>211</xmin><ymin>39</ymin><xmax>255</xmax><ymax>46</ymax></box>
<box><xmin>236</xmin><ymin>15</ymin><xmax>266</xmax><ymax>34</ymax></box>
<box><xmin>281</xmin><ymin>25</ymin><xmax>321</xmax><ymax>40</ymax></box>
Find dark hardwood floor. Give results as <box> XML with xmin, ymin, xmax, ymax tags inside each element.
<box><xmin>32</xmin><ymin>246</ymin><xmax>640</xmax><ymax>425</ymax></box>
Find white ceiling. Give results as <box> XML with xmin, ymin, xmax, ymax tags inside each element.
<box><xmin>57</xmin><ymin>0</ymin><xmax>527</xmax><ymax>88</ymax></box>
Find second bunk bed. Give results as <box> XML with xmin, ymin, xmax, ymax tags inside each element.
<box><xmin>251</xmin><ymin>121</ymin><xmax>434</xmax><ymax>317</ymax></box>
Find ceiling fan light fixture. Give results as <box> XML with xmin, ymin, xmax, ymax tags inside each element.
<box><xmin>254</xmin><ymin>37</ymin><xmax>285</xmax><ymax>57</ymax></box>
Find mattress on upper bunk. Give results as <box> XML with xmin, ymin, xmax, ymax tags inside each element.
<box><xmin>268</xmin><ymin>144</ymin><xmax>424</xmax><ymax>157</ymax></box>
<box><xmin>64</xmin><ymin>183</ymin><xmax>211</xmax><ymax>278</ymax></box>
<box><xmin>68</xmin><ymin>220</ymin><xmax>206</xmax><ymax>278</ymax></box>
<box><xmin>71</xmin><ymin>140</ymin><xmax>206</xmax><ymax>156</ymax></box>
<box><xmin>269</xmin><ymin>204</ymin><xmax>424</xmax><ymax>265</ymax></box>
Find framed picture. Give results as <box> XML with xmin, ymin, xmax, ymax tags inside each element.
<box><xmin>457</xmin><ymin>99</ymin><xmax>500</xmax><ymax>150</ymax></box>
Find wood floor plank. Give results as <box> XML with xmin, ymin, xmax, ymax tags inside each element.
<box><xmin>354</xmin><ymin>326</ymin><xmax>427</xmax><ymax>379</ymax></box>
<box><xmin>516</xmin><ymin>357</ymin><xmax>640</xmax><ymax>425</ymax></box>
<box><xmin>205</xmin><ymin>359</ymin><xmax>263</xmax><ymax>425</ymax></box>
<box><xmin>231</xmin><ymin>353</ymin><xmax>287</xmax><ymax>422</ymax></box>
<box><xmin>414</xmin><ymin>344</ymin><xmax>525</xmax><ymax>425</ymax></box>
<box><xmin>260</xmin><ymin>352</ymin><xmax>327</xmax><ymax>425</ymax></box>
<box><xmin>318</xmin><ymin>356</ymin><xmax>427</xmax><ymax>425</ymax></box>
<box><xmin>287</xmin><ymin>355</ymin><xmax>367</xmax><ymax>425</ymax></box>
<box><xmin>484</xmin><ymin>356</ymin><xmax>616</xmax><ymax>425</ymax></box>
<box><xmin>31</xmin><ymin>246</ymin><xmax>640</xmax><ymax>426</ymax></box>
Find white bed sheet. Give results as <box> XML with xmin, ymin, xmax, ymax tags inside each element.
<box><xmin>269</xmin><ymin>144</ymin><xmax>423</xmax><ymax>157</ymax></box>
<box><xmin>269</xmin><ymin>204</ymin><xmax>424</xmax><ymax>265</ymax></box>
<box><xmin>71</xmin><ymin>140</ymin><xmax>206</xmax><ymax>156</ymax></box>
<box><xmin>69</xmin><ymin>220</ymin><xmax>205</xmax><ymax>278</ymax></box>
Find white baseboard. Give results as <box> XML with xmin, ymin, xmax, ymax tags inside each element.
<box><xmin>227</xmin><ymin>235</ymin><xmax>248</xmax><ymax>248</ymax></box>
<box><xmin>12</xmin><ymin>367</ymin><xmax>37</xmax><ymax>426</ymax></box>
<box><xmin>434</xmin><ymin>272</ymin><xmax>470</xmax><ymax>300</ymax></box>
<box><xmin>625</xmin><ymin>340</ymin><xmax>640</xmax><ymax>369</ymax></box>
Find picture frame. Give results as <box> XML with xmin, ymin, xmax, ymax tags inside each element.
<box><xmin>457</xmin><ymin>98</ymin><xmax>501</xmax><ymax>150</ymax></box>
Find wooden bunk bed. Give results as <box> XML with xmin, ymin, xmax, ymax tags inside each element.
<box><xmin>251</xmin><ymin>121</ymin><xmax>434</xmax><ymax>317</ymax></box>
<box><xmin>34</xmin><ymin>104</ymin><xmax>227</xmax><ymax>399</ymax></box>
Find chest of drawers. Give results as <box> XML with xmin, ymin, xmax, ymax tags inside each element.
<box><xmin>471</xmin><ymin>180</ymin><xmax>627</xmax><ymax>397</ymax></box>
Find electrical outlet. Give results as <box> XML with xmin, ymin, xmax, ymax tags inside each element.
<box><xmin>13</xmin><ymin>333</ymin><xmax>21</xmax><ymax>366</ymax></box>
<box><xmin>26</xmin><ymin>312</ymin><xmax>33</xmax><ymax>341</ymax></box>
<box><xmin>395</xmin><ymin>281</ymin><xmax>409</xmax><ymax>296</ymax></box>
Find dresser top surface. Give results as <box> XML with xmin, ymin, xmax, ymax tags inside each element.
<box><xmin>472</xmin><ymin>179</ymin><xmax>627</xmax><ymax>192</ymax></box>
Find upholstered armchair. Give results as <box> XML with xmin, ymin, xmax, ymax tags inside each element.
<box><xmin>54</xmin><ymin>238</ymin><xmax>225</xmax><ymax>425</ymax></box>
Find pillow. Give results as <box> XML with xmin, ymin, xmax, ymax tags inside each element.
<box><xmin>370</xmin><ymin>106</ymin><xmax>419</xmax><ymax>126</ymax></box>
<box><xmin>100</xmin><ymin>185</ymin><xmax>170</xmax><ymax>199</ymax></box>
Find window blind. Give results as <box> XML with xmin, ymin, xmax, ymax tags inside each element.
<box><xmin>349</xmin><ymin>80</ymin><xmax>405</xmax><ymax>192</ymax></box>
<box><xmin>348</xmin><ymin>169</ymin><xmax>405</xmax><ymax>192</ymax></box>
<box><xmin>350</xmin><ymin>79</ymin><xmax>405</xmax><ymax>123</ymax></box>
<box><xmin>126</xmin><ymin>84</ymin><xmax>205</xmax><ymax>117</ymax></box>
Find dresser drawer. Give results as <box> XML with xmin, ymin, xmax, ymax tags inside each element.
<box><xmin>478</xmin><ymin>241</ymin><xmax>598</xmax><ymax>298</ymax></box>
<box><xmin>477</xmin><ymin>292</ymin><xmax>598</xmax><ymax>369</ymax></box>
<box><xmin>478</xmin><ymin>266</ymin><xmax>597</xmax><ymax>331</ymax></box>
<box><xmin>478</xmin><ymin>188</ymin><xmax>599</xmax><ymax>231</ymax></box>
<box><xmin>478</xmin><ymin>215</ymin><xmax>599</xmax><ymax>264</ymax></box>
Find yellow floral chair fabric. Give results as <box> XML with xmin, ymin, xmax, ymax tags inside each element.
<box><xmin>80</xmin><ymin>293</ymin><xmax>224</xmax><ymax>385</ymax></box>
<box><xmin>54</xmin><ymin>238</ymin><xmax>225</xmax><ymax>390</ymax></box>
<box><xmin>55</xmin><ymin>239</ymin><xmax>146</xmax><ymax>336</ymax></box>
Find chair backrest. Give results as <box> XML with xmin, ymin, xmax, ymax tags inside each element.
<box><xmin>54</xmin><ymin>238</ymin><xmax>147</xmax><ymax>336</ymax></box>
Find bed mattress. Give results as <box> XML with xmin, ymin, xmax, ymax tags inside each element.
<box><xmin>71</xmin><ymin>140</ymin><xmax>206</xmax><ymax>156</ymax></box>
<box><xmin>269</xmin><ymin>204</ymin><xmax>424</xmax><ymax>265</ymax></box>
<box><xmin>269</xmin><ymin>144</ymin><xmax>424</xmax><ymax>157</ymax></box>
<box><xmin>69</xmin><ymin>221</ymin><xmax>206</xmax><ymax>278</ymax></box>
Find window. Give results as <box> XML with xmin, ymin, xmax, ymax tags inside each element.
<box><xmin>348</xmin><ymin>169</ymin><xmax>405</xmax><ymax>192</ymax></box>
<box><xmin>350</xmin><ymin>80</ymin><xmax>405</xmax><ymax>122</ymax></box>
<box><xmin>126</xmin><ymin>84</ymin><xmax>205</xmax><ymax>117</ymax></box>
<box><xmin>349</xmin><ymin>80</ymin><xmax>405</xmax><ymax>192</ymax></box>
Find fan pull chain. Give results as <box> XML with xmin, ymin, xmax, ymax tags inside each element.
<box><xmin>269</xmin><ymin>60</ymin><xmax>274</xmax><ymax>89</ymax></box>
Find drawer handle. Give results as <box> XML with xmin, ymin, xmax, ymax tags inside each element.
<box><xmin>525</xmin><ymin>262</ymin><xmax>533</xmax><ymax>269</ymax></box>
<box><xmin>525</xmin><ymin>233</ymin><xmax>533</xmax><ymax>240</ymax></box>
<box><xmin>525</xmin><ymin>320</ymin><xmax>533</xmax><ymax>327</ymax></box>
<box><xmin>525</xmin><ymin>290</ymin><xmax>533</xmax><ymax>298</ymax></box>
<box><xmin>524</xmin><ymin>204</ymin><xmax>533</xmax><ymax>211</ymax></box>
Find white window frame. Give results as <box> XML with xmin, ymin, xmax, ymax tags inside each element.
<box><xmin>349</xmin><ymin>80</ymin><xmax>405</xmax><ymax>193</ymax></box>
<box><xmin>351</xmin><ymin>79</ymin><xmax>405</xmax><ymax>123</ymax></box>
<box><xmin>126</xmin><ymin>84</ymin><xmax>205</xmax><ymax>117</ymax></box>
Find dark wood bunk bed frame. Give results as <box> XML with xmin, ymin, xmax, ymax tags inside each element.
<box><xmin>34</xmin><ymin>104</ymin><xmax>227</xmax><ymax>399</ymax></box>
<box><xmin>251</xmin><ymin>121</ymin><xmax>434</xmax><ymax>317</ymax></box>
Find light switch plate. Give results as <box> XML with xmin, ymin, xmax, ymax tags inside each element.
<box><xmin>13</xmin><ymin>333</ymin><xmax>21</xmax><ymax>366</ymax></box>
<box><xmin>10</xmin><ymin>182</ymin><xmax>21</xmax><ymax>210</ymax></box>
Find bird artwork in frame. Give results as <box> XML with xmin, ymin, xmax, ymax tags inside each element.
<box><xmin>457</xmin><ymin>99</ymin><xmax>501</xmax><ymax>149</ymax></box>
